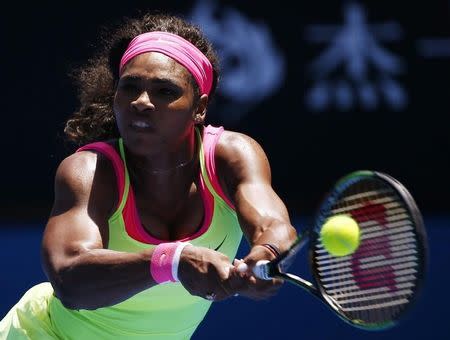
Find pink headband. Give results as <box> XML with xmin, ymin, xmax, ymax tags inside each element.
<box><xmin>119</xmin><ymin>31</ymin><xmax>213</xmax><ymax>95</ymax></box>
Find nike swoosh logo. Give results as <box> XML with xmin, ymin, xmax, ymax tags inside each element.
<box><xmin>213</xmin><ymin>235</ymin><xmax>227</xmax><ymax>251</ymax></box>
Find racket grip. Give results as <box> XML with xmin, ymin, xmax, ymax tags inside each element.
<box><xmin>253</xmin><ymin>260</ymin><xmax>272</xmax><ymax>280</ymax></box>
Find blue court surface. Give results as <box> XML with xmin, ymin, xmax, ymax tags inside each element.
<box><xmin>1</xmin><ymin>216</ymin><xmax>448</xmax><ymax>339</ymax></box>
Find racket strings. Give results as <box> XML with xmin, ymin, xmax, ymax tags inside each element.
<box><xmin>314</xmin><ymin>179</ymin><xmax>421</xmax><ymax>325</ymax></box>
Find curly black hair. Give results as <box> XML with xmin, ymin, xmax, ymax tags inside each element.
<box><xmin>64</xmin><ymin>13</ymin><xmax>220</xmax><ymax>145</ymax></box>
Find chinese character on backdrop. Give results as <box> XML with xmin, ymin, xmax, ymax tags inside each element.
<box><xmin>305</xmin><ymin>2</ymin><xmax>407</xmax><ymax>112</ymax></box>
<box><xmin>189</xmin><ymin>0</ymin><xmax>285</xmax><ymax>124</ymax></box>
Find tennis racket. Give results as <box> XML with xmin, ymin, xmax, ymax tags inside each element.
<box><xmin>250</xmin><ymin>170</ymin><xmax>427</xmax><ymax>330</ymax></box>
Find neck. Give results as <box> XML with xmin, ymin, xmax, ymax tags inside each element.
<box><xmin>126</xmin><ymin>131</ymin><xmax>200</xmax><ymax>195</ymax></box>
<box><xmin>131</xmin><ymin>154</ymin><xmax>195</xmax><ymax>175</ymax></box>
<box><xmin>128</xmin><ymin>146</ymin><xmax>199</xmax><ymax>209</ymax></box>
<box><xmin>127</xmin><ymin>129</ymin><xmax>197</xmax><ymax>175</ymax></box>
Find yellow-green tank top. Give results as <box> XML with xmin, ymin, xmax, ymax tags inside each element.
<box><xmin>47</xmin><ymin>125</ymin><xmax>243</xmax><ymax>339</ymax></box>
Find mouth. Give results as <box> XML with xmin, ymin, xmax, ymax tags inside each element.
<box><xmin>129</xmin><ymin>120</ymin><xmax>154</xmax><ymax>132</ymax></box>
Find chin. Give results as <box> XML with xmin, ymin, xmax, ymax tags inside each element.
<box><xmin>121</xmin><ymin>132</ymin><xmax>161</xmax><ymax>156</ymax></box>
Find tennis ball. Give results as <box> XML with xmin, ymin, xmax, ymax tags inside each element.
<box><xmin>320</xmin><ymin>215</ymin><xmax>360</xmax><ymax>256</ymax></box>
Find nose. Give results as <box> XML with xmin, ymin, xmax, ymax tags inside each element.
<box><xmin>131</xmin><ymin>91</ymin><xmax>155</xmax><ymax>112</ymax></box>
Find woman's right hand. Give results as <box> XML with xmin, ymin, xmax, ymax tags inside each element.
<box><xmin>178</xmin><ymin>245</ymin><xmax>240</xmax><ymax>301</ymax></box>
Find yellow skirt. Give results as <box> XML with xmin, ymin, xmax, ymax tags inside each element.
<box><xmin>0</xmin><ymin>283</ymin><xmax>59</xmax><ymax>339</ymax></box>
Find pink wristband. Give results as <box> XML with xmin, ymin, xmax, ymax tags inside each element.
<box><xmin>150</xmin><ymin>242</ymin><xmax>190</xmax><ymax>284</ymax></box>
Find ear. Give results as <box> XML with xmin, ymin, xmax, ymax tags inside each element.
<box><xmin>193</xmin><ymin>94</ymin><xmax>208</xmax><ymax>125</ymax></box>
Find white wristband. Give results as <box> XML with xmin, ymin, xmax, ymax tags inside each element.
<box><xmin>172</xmin><ymin>242</ymin><xmax>191</xmax><ymax>282</ymax></box>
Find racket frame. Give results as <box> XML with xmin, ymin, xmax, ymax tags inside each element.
<box><xmin>260</xmin><ymin>170</ymin><xmax>427</xmax><ymax>331</ymax></box>
<box><xmin>308</xmin><ymin>170</ymin><xmax>428</xmax><ymax>330</ymax></box>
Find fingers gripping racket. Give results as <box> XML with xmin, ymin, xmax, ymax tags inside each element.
<box><xmin>252</xmin><ymin>170</ymin><xmax>427</xmax><ymax>330</ymax></box>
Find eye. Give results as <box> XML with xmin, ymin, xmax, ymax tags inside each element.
<box><xmin>156</xmin><ymin>85</ymin><xmax>183</xmax><ymax>100</ymax></box>
<box><xmin>118</xmin><ymin>82</ymin><xmax>139</xmax><ymax>92</ymax></box>
<box><xmin>159</xmin><ymin>87</ymin><xmax>177</xmax><ymax>96</ymax></box>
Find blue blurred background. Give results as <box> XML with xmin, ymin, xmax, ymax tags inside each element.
<box><xmin>2</xmin><ymin>0</ymin><xmax>449</xmax><ymax>338</ymax></box>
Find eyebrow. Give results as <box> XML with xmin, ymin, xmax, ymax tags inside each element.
<box><xmin>120</xmin><ymin>75</ymin><xmax>182</xmax><ymax>87</ymax></box>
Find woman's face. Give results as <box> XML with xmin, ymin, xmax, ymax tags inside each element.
<box><xmin>114</xmin><ymin>52</ymin><xmax>200</xmax><ymax>156</ymax></box>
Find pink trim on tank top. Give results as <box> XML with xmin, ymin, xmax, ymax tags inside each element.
<box><xmin>202</xmin><ymin>126</ymin><xmax>235</xmax><ymax>209</ymax></box>
<box><xmin>124</xmin><ymin>126</ymin><xmax>222</xmax><ymax>244</ymax></box>
<box><xmin>122</xmin><ymin>173</ymin><xmax>214</xmax><ymax>245</ymax></box>
<box><xmin>76</xmin><ymin>125</ymin><xmax>232</xmax><ymax>245</ymax></box>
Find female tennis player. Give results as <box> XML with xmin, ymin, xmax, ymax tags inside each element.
<box><xmin>0</xmin><ymin>12</ymin><xmax>297</xmax><ymax>339</ymax></box>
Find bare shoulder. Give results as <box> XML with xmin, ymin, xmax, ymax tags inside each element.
<box><xmin>56</xmin><ymin>151</ymin><xmax>100</xmax><ymax>191</ymax></box>
<box><xmin>56</xmin><ymin>141</ymin><xmax>117</xmax><ymax>183</ymax></box>
<box><xmin>57</xmin><ymin>150</ymin><xmax>96</xmax><ymax>176</ymax></box>
<box><xmin>215</xmin><ymin>129</ymin><xmax>271</xmax><ymax>185</ymax></box>
<box><xmin>54</xmin><ymin>150</ymin><xmax>117</xmax><ymax>213</ymax></box>
<box><xmin>216</xmin><ymin>130</ymin><xmax>268</xmax><ymax>161</ymax></box>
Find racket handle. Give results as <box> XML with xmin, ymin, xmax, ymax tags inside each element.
<box><xmin>253</xmin><ymin>260</ymin><xmax>272</xmax><ymax>280</ymax></box>
<box><xmin>236</xmin><ymin>260</ymin><xmax>272</xmax><ymax>280</ymax></box>
<box><xmin>237</xmin><ymin>262</ymin><xmax>248</xmax><ymax>273</ymax></box>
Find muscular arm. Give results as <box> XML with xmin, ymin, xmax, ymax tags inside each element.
<box><xmin>213</xmin><ymin>132</ymin><xmax>299</xmax><ymax>299</ymax></box>
<box><xmin>41</xmin><ymin>151</ymin><xmax>155</xmax><ymax>310</ymax></box>
<box><xmin>217</xmin><ymin>132</ymin><xmax>298</xmax><ymax>256</ymax></box>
